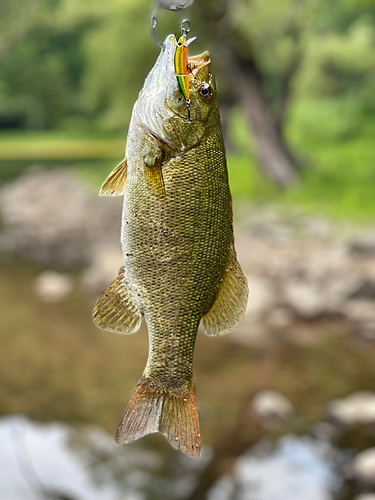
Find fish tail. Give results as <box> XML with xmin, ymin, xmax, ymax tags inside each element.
<box><xmin>115</xmin><ymin>376</ymin><xmax>200</xmax><ymax>457</ymax></box>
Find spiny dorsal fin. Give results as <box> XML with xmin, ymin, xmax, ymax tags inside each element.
<box><xmin>100</xmin><ymin>158</ymin><xmax>127</xmax><ymax>196</ymax></box>
<box><xmin>93</xmin><ymin>267</ymin><xmax>142</xmax><ymax>334</ymax></box>
<box><xmin>202</xmin><ymin>244</ymin><xmax>248</xmax><ymax>336</ymax></box>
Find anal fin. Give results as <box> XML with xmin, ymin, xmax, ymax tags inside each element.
<box><xmin>100</xmin><ymin>158</ymin><xmax>127</xmax><ymax>196</ymax></box>
<box><xmin>202</xmin><ymin>244</ymin><xmax>248</xmax><ymax>336</ymax></box>
<box><xmin>93</xmin><ymin>267</ymin><xmax>142</xmax><ymax>334</ymax></box>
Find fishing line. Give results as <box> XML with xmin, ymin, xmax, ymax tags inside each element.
<box><xmin>151</xmin><ymin>0</ymin><xmax>194</xmax><ymax>49</ymax></box>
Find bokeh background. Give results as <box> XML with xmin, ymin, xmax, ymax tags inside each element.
<box><xmin>1</xmin><ymin>0</ymin><xmax>375</xmax><ymax>499</ymax></box>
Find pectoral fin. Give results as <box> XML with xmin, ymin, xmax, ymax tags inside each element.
<box><xmin>144</xmin><ymin>164</ymin><xmax>166</xmax><ymax>197</ymax></box>
<box><xmin>99</xmin><ymin>158</ymin><xmax>127</xmax><ymax>196</ymax></box>
<box><xmin>93</xmin><ymin>267</ymin><xmax>142</xmax><ymax>334</ymax></box>
<box><xmin>202</xmin><ymin>245</ymin><xmax>248</xmax><ymax>336</ymax></box>
<box><xmin>143</xmin><ymin>146</ymin><xmax>166</xmax><ymax>198</ymax></box>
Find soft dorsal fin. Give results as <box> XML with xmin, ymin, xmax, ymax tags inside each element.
<box><xmin>93</xmin><ymin>267</ymin><xmax>142</xmax><ymax>334</ymax></box>
<box><xmin>100</xmin><ymin>158</ymin><xmax>127</xmax><ymax>197</ymax></box>
<box><xmin>202</xmin><ymin>245</ymin><xmax>248</xmax><ymax>336</ymax></box>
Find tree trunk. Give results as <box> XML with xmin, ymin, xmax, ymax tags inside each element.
<box><xmin>226</xmin><ymin>48</ymin><xmax>298</xmax><ymax>186</ymax></box>
<box><xmin>195</xmin><ymin>0</ymin><xmax>300</xmax><ymax>187</ymax></box>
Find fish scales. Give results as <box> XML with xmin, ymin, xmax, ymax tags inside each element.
<box><xmin>125</xmin><ymin>116</ymin><xmax>231</xmax><ymax>382</ymax></box>
<box><xmin>93</xmin><ymin>35</ymin><xmax>248</xmax><ymax>457</ymax></box>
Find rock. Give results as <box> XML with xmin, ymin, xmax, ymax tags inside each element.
<box><xmin>0</xmin><ymin>168</ymin><xmax>121</xmax><ymax>267</ymax></box>
<box><xmin>249</xmin><ymin>223</ymin><xmax>294</xmax><ymax>244</ymax></box>
<box><xmin>311</xmin><ymin>422</ymin><xmax>340</xmax><ymax>440</ymax></box>
<box><xmin>283</xmin><ymin>282</ymin><xmax>327</xmax><ymax>319</ymax></box>
<box><xmin>359</xmin><ymin>322</ymin><xmax>375</xmax><ymax>341</ymax></box>
<box><xmin>327</xmin><ymin>391</ymin><xmax>375</xmax><ymax>426</ymax></box>
<box><xmin>325</xmin><ymin>274</ymin><xmax>364</xmax><ymax>307</ymax></box>
<box><xmin>251</xmin><ymin>390</ymin><xmax>294</xmax><ymax>420</ymax></box>
<box><xmin>342</xmin><ymin>299</ymin><xmax>375</xmax><ymax>339</ymax></box>
<box><xmin>305</xmin><ymin>246</ymin><xmax>348</xmax><ymax>283</ymax></box>
<box><xmin>303</xmin><ymin>217</ymin><xmax>333</xmax><ymax>240</ymax></box>
<box><xmin>227</xmin><ymin>317</ymin><xmax>271</xmax><ymax>347</ymax></box>
<box><xmin>348</xmin><ymin>278</ymin><xmax>375</xmax><ymax>300</ymax></box>
<box><xmin>266</xmin><ymin>307</ymin><xmax>294</xmax><ymax>328</ymax></box>
<box><xmin>345</xmin><ymin>301</ymin><xmax>375</xmax><ymax>324</ymax></box>
<box><xmin>282</xmin><ymin>325</ymin><xmax>321</xmax><ymax>347</ymax></box>
<box><xmin>245</xmin><ymin>277</ymin><xmax>274</xmax><ymax>317</ymax></box>
<box><xmin>81</xmin><ymin>244</ymin><xmax>124</xmax><ymax>295</ymax></box>
<box><xmin>33</xmin><ymin>271</ymin><xmax>74</xmax><ymax>302</ymax></box>
<box><xmin>351</xmin><ymin>448</ymin><xmax>375</xmax><ymax>484</ymax></box>
<box><xmin>349</xmin><ymin>234</ymin><xmax>375</xmax><ymax>256</ymax></box>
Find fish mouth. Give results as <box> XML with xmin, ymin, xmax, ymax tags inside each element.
<box><xmin>136</xmin><ymin>35</ymin><xmax>211</xmax><ymax>145</ymax></box>
<box><xmin>188</xmin><ymin>51</ymin><xmax>211</xmax><ymax>78</ymax></box>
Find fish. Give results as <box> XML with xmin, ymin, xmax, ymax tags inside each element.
<box><xmin>93</xmin><ymin>34</ymin><xmax>248</xmax><ymax>457</ymax></box>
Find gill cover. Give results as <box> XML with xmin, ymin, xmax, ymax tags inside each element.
<box><xmin>136</xmin><ymin>35</ymin><xmax>179</xmax><ymax>146</ymax></box>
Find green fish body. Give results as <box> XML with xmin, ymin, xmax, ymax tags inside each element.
<box><xmin>93</xmin><ymin>35</ymin><xmax>248</xmax><ymax>457</ymax></box>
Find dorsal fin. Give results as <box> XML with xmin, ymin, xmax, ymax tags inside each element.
<box><xmin>100</xmin><ymin>158</ymin><xmax>127</xmax><ymax>197</ymax></box>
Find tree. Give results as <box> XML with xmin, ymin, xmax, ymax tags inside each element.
<box><xmin>189</xmin><ymin>0</ymin><xmax>305</xmax><ymax>186</ymax></box>
<box><xmin>0</xmin><ymin>0</ymin><xmax>40</xmax><ymax>57</ymax></box>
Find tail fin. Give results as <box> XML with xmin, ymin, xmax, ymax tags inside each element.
<box><xmin>115</xmin><ymin>376</ymin><xmax>200</xmax><ymax>457</ymax></box>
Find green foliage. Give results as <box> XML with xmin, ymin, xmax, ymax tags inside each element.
<box><xmin>80</xmin><ymin>0</ymin><xmax>159</xmax><ymax>132</ymax></box>
<box><xmin>1</xmin><ymin>0</ymin><xmax>375</xmax><ymax>220</ymax></box>
<box><xmin>0</xmin><ymin>0</ymin><xmax>96</xmax><ymax>130</ymax></box>
<box><xmin>1</xmin><ymin>0</ymin><xmax>374</xmax><ymax>133</ymax></box>
<box><xmin>0</xmin><ymin>25</ymin><xmax>87</xmax><ymax>129</ymax></box>
<box><xmin>226</xmin><ymin>102</ymin><xmax>375</xmax><ymax>221</ymax></box>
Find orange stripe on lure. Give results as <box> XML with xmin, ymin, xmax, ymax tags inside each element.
<box><xmin>175</xmin><ymin>35</ymin><xmax>196</xmax><ymax>119</ymax></box>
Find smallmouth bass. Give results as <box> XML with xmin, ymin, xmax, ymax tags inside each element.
<box><xmin>93</xmin><ymin>35</ymin><xmax>248</xmax><ymax>457</ymax></box>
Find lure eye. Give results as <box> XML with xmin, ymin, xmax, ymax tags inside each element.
<box><xmin>198</xmin><ymin>83</ymin><xmax>212</xmax><ymax>100</ymax></box>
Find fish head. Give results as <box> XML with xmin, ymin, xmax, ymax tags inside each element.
<box><xmin>136</xmin><ymin>35</ymin><xmax>219</xmax><ymax>153</ymax></box>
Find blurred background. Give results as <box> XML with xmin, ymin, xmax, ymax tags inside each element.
<box><xmin>1</xmin><ymin>0</ymin><xmax>375</xmax><ymax>499</ymax></box>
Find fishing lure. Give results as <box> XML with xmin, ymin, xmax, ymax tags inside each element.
<box><xmin>175</xmin><ymin>36</ymin><xmax>190</xmax><ymax>102</ymax></box>
<box><xmin>174</xmin><ymin>22</ymin><xmax>196</xmax><ymax>119</ymax></box>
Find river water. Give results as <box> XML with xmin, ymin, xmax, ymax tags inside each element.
<box><xmin>1</xmin><ymin>259</ymin><xmax>374</xmax><ymax>499</ymax></box>
<box><xmin>0</xmin><ymin>415</ymin><xmax>340</xmax><ymax>500</ymax></box>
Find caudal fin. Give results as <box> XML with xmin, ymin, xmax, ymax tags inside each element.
<box><xmin>115</xmin><ymin>377</ymin><xmax>200</xmax><ymax>457</ymax></box>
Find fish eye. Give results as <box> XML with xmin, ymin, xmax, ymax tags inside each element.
<box><xmin>198</xmin><ymin>83</ymin><xmax>212</xmax><ymax>100</ymax></box>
